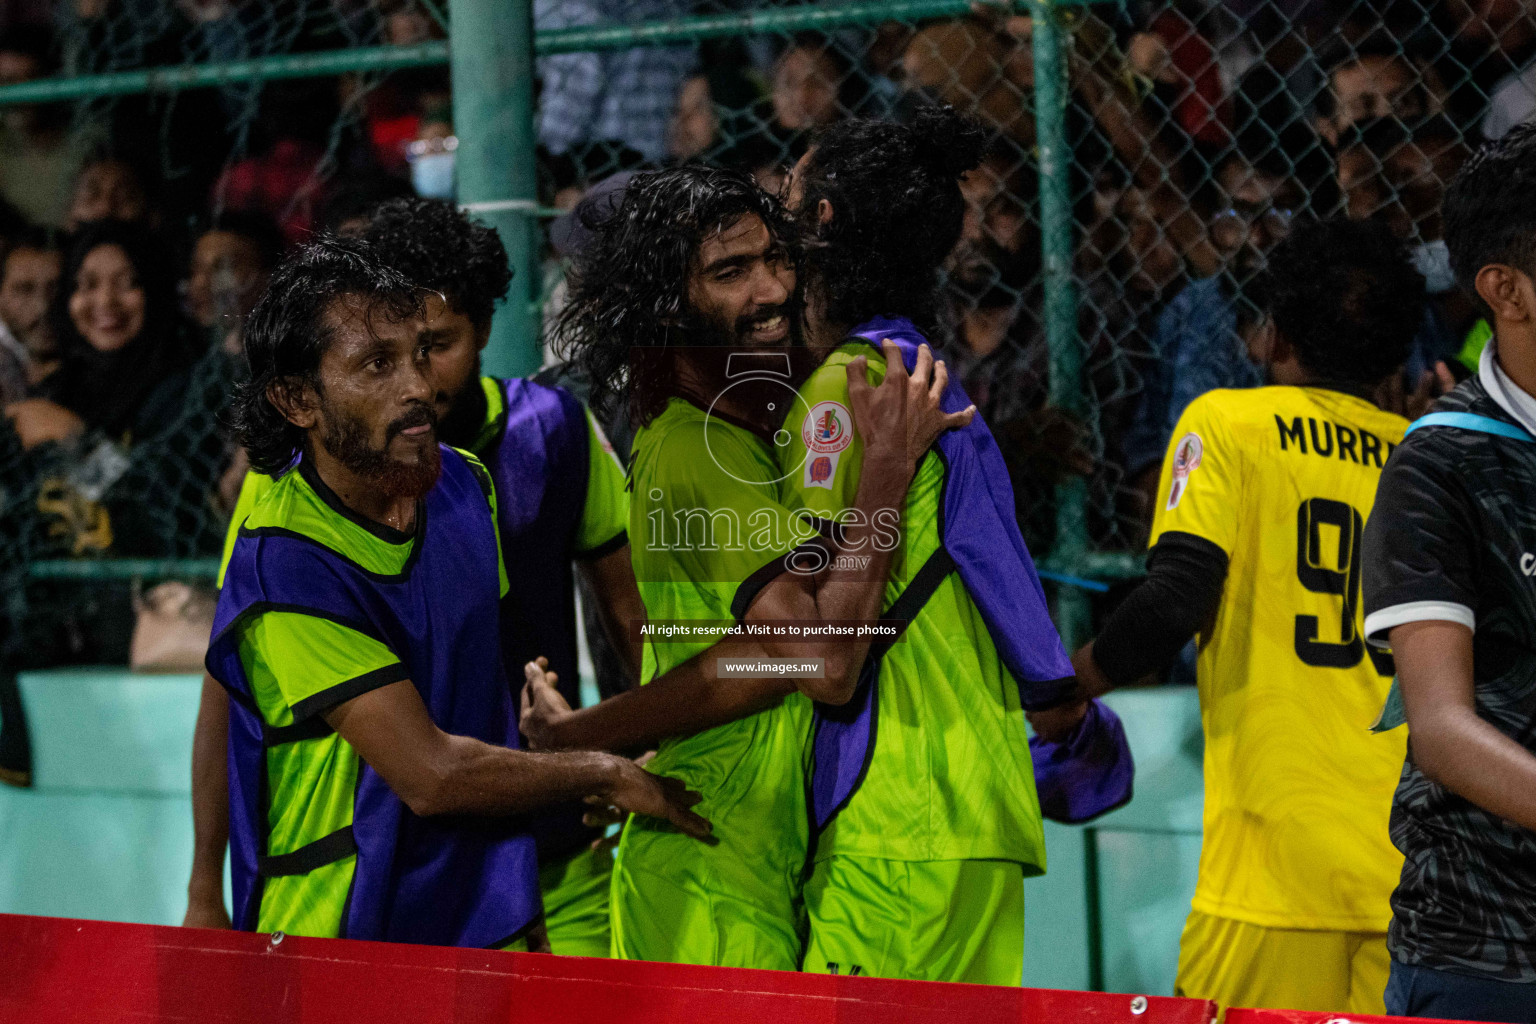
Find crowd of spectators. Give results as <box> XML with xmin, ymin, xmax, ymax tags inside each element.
<box><xmin>0</xmin><ymin>0</ymin><xmax>1531</xmax><ymax>667</ymax></box>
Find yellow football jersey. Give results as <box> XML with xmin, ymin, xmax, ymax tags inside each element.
<box><xmin>1150</xmin><ymin>386</ymin><xmax>1408</xmax><ymax>932</ymax></box>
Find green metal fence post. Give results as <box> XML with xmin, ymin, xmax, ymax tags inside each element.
<box><xmin>1032</xmin><ymin>1</ymin><xmax>1091</xmax><ymax>646</ymax></box>
<box><xmin>450</xmin><ymin>0</ymin><xmax>541</xmax><ymax>378</ymax></box>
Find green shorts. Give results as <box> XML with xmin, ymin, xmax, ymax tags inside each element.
<box><xmin>801</xmin><ymin>855</ymin><xmax>1025</xmax><ymax>985</ymax></box>
<box><xmin>539</xmin><ymin>841</ymin><xmax>615</xmax><ymax>959</ymax></box>
<box><xmin>609</xmin><ymin>818</ymin><xmax>803</xmax><ymax>970</ymax></box>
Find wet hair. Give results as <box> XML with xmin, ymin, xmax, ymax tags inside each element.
<box><xmin>797</xmin><ymin>107</ymin><xmax>986</xmax><ymax>332</ymax></box>
<box><xmin>359</xmin><ymin>196</ymin><xmax>512</xmax><ymax>334</ymax></box>
<box><xmin>553</xmin><ymin>164</ymin><xmax>796</xmax><ymax>425</ymax></box>
<box><xmin>204</xmin><ymin>209</ymin><xmax>286</xmax><ymax>273</ymax></box>
<box><xmin>1263</xmin><ymin>217</ymin><xmax>1424</xmax><ymax>387</ymax></box>
<box><xmin>233</xmin><ymin>236</ymin><xmax>424</xmax><ymax>475</ymax></box>
<box><xmin>1444</xmin><ymin>122</ymin><xmax>1536</xmax><ymax>295</ymax></box>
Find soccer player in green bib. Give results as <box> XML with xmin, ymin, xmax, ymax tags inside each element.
<box><xmin>205</xmin><ymin>235</ymin><xmax>707</xmax><ymax>946</ymax></box>
<box><xmin>536</xmin><ymin>165</ymin><xmax>971</xmax><ymax>970</ymax></box>
<box><xmin>185</xmin><ymin>200</ymin><xmax>644</xmax><ymax>957</ymax></box>
<box><xmin>769</xmin><ymin>110</ymin><xmax>1076</xmax><ymax>983</ymax></box>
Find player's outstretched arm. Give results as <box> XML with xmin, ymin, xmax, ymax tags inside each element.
<box><xmin>747</xmin><ymin>341</ymin><xmax>974</xmax><ymax>705</ymax></box>
<box><xmin>183</xmin><ymin>675</ymin><xmax>232</xmax><ymax>929</ymax></box>
<box><xmin>324</xmin><ymin>677</ymin><xmax>711</xmax><ymax>840</ymax></box>
<box><xmin>1394</xmin><ymin>619</ymin><xmax>1536</xmax><ymax>834</ymax></box>
<box><xmin>521</xmin><ymin>652</ymin><xmax>795</xmax><ymax>753</ymax></box>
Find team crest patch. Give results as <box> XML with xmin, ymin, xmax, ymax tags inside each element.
<box><xmin>803</xmin><ymin>401</ymin><xmax>854</xmax><ymax>455</ymax></box>
<box><xmin>1165</xmin><ymin>432</ymin><xmax>1203</xmax><ymax>510</ymax></box>
<box><xmin>805</xmin><ymin>452</ymin><xmax>839</xmax><ymax>489</ymax></box>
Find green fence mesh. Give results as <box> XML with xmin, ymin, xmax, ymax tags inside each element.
<box><xmin>0</xmin><ymin>0</ymin><xmax>1516</xmax><ymax>663</ymax></box>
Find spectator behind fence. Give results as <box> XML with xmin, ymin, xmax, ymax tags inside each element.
<box><xmin>938</xmin><ymin>147</ymin><xmax>1099</xmax><ymax>554</ymax></box>
<box><xmin>1121</xmin><ymin>131</ymin><xmax>1310</xmax><ymax>495</ymax></box>
<box><xmin>23</xmin><ymin>221</ymin><xmax>197</xmax><ymax>455</ymax></box>
<box><xmin>771</xmin><ymin>35</ymin><xmax>865</xmax><ymax>136</ymax></box>
<box><xmin>64</xmin><ymin>154</ymin><xmax>150</xmax><ymax>233</ymax></box>
<box><xmin>665</xmin><ymin>64</ymin><xmax>763</xmax><ymax>163</ymax></box>
<box><xmin>903</xmin><ymin>10</ymin><xmax>1211</xmax><ymax>283</ymax></box>
<box><xmin>184</xmin><ymin>211</ymin><xmax>284</xmax><ymax>356</ymax></box>
<box><xmin>0</xmin><ymin>24</ymin><xmax>103</xmax><ymax>230</ymax></box>
<box><xmin>1314</xmin><ymin>31</ymin><xmax>1443</xmax><ymax>147</ymax></box>
<box><xmin>534</xmin><ymin>0</ymin><xmax>695</xmax><ymax>164</ymax></box>
<box><xmin>1473</xmin><ymin>2</ymin><xmax>1536</xmax><ymax>140</ymax></box>
<box><xmin>0</xmin><ymin>228</ymin><xmax>61</xmax><ymax>403</ymax></box>
<box><xmin>1129</xmin><ymin>9</ymin><xmax>1232</xmax><ymax>152</ymax></box>
<box><xmin>1337</xmin><ymin>116</ymin><xmax>1475</xmax><ymax>386</ymax></box>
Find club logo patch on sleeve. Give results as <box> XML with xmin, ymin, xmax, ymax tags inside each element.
<box><xmin>803</xmin><ymin>401</ymin><xmax>853</xmax><ymax>455</ymax></box>
<box><xmin>805</xmin><ymin>452</ymin><xmax>840</xmax><ymax>489</ymax></box>
<box><xmin>1165</xmin><ymin>432</ymin><xmax>1204</xmax><ymax>510</ymax></box>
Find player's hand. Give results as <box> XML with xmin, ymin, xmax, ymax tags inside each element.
<box><xmin>583</xmin><ymin>752</ymin><xmax>656</xmax><ymax>830</ymax></box>
<box><xmin>182</xmin><ymin>895</ymin><xmax>232</xmax><ymax>930</ymax></box>
<box><xmin>1027</xmin><ymin>699</ymin><xmax>1089</xmax><ymax>743</ymax></box>
<box><xmin>519</xmin><ymin>657</ymin><xmax>574</xmax><ymax>750</ymax></box>
<box><xmin>1071</xmin><ymin>641</ymin><xmax>1114</xmax><ymax>698</ymax></box>
<box><xmin>849</xmin><ymin>340</ymin><xmax>975</xmax><ymax>472</ymax></box>
<box><xmin>5</xmin><ymin>399</ymin><xmax>85</xmax><ymax>450</ymax></box>
<box><xmin>594</xmin><ymin>756</ymin><xmax>713</xmax><ymax>842</ymax></box>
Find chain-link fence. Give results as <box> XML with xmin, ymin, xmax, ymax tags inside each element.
<box><xmin>0</xmin><ymin>0</ymin><xmax>1516</xmax><ymax>670</ymax></box>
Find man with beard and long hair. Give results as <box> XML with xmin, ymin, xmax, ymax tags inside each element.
<box><xmin>185</xmin><ymin>200</ymin><xmax>644</xmax><ymax>959</ymax></box>
<box><xmin>522</xmin><ymin>164</ymin><xmax>971</xmax><ymax>970</ymax></box>
<box><xmin>207</xmin><ymin>236</ymin><xmax>708</xmax><ymax>947</ymax></box>
<box><xmin>772</xmin><ymin>108</ymin><xmax>1117</xmax><ymax>983</ymax></box>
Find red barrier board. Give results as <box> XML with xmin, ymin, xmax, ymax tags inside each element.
<box><xmin>1227</xmin><ymin>1006</ymin><xmax>1478</xmax><ymax>1024</ymax></box>
<box><xmin>1</xmin><ymin>913</ymin><xmax>1218</xmax><ymax>1024</ymax></box>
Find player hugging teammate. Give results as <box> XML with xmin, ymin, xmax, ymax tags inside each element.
<box><xmin>189</xmin><ymin>100</ymin><xmax>1488</xmax><ymax>1011</ymax></box>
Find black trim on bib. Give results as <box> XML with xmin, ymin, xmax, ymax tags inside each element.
<box><xmin>806</xmin><ymin>544</ymin><xmax>959</xmax><ymax>848</ymax></box>
<box><xmin>290</xmin><ymin>663</ymin><xmax>411</xmax><ymax>722</ymax></box>
<box><xmin>258</xmin><ymin>825</ymin><xmax>358</xmax><ymax>877</ymax></box>
<box><xmin>729</xmin><ymin>540</ymin><xmax>830</xmax><ymax>621</ymax></box>
<box><xmin>575</xmin><ymin>529</ymin><xmax>628</xmax><ymax>562</ymax></box>
<box><xmin>262</xmin><ymin>716</ymin><xmax>333</xmax><ymax>746</ymax></box>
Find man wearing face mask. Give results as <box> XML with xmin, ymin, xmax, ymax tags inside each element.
<box><xmin>405</xmin><ymin>104</ymin><xmax>456</xmax><ymax>201</ymax></box>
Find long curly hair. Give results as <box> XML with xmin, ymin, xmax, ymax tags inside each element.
<box><xmin>360</xmin><ymin>196</ymin><xmax>512</xmax><ymax>334</ymax></box>
<box><xmin>232</xmin><ymin>236</ymin><xmax>423</xmax><ymax>476</ymax></box>
<box><xmin>797</xmin><ymin>107</ymin><xmax>986</xmax><ymax>333</ymax></box>
<box><xmin>552</xmin><ymin>165</ymin><xmax>797</xmax><ymax>426</ymax></box>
